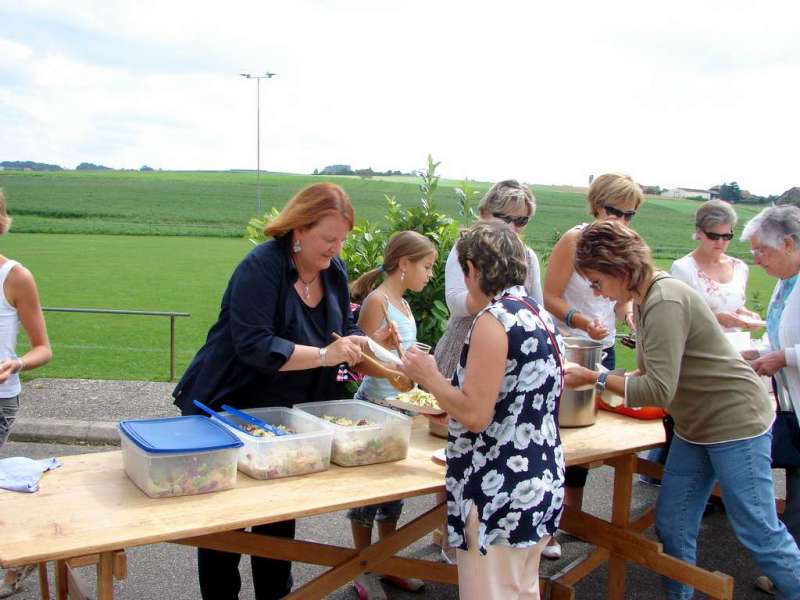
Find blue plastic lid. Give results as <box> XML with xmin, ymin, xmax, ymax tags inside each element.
<box><xmin>119</xmin><ymin>415</ymin><xmax>243</xmax><ymax>454</ymax></box>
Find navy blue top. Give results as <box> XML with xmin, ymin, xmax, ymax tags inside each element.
<box><xmin>445</xmin><ymin>286</ymin><xmax>566</xmax><ymax>554</ymax></box>
<box><xmin>173</xmin><ymin>236</ymin><xmax>361</xmax><ymax>414</ymax></box>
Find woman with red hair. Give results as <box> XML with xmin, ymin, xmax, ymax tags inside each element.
<box><xmin>174</xmin><ymin>182</ymin><xmax>376</xmax><ymax>600</ymax></box>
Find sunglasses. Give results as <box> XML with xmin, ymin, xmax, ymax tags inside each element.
<box><xmin>702</xmin><ymin>230</ymin><xmax>734</xmax><ymax>241</ymax></box>
<box><xmin>492</xmin><ymin>212</ymin><xmax>530</xmax><ymax>227</ymax></box>
<box><xmin>603</xmin><ymin>205</ymin><xmax>636</xmax><ymax>221</ymax></box>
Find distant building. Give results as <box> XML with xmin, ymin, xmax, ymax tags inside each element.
<box><xmin>661</xmin><ymin>187</ymin><xmax>711</xmax><ymax>200</ymax></box>
<box><xmin>709</xmin><ymin>185</ymin><xmax>721</xmax><ymax>200</ymax></box>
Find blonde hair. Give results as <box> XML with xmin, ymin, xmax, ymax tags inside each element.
<box><xmin>478</xmin><ymin>180</ymin><xmax>536</xmax><ymax>219</ymax></box>
<box><xmin>263</xmin><ymin>183</ymin><xmax>354</xmax><ymax>239</ymax></box>
<box><xmin>587</xmin><ymin>174</ymin><xmax>644</xmax><ymax>218</ymax></box>
<box><xmin>0</xmin><ymin>190</ymin><xmax>12</xmax><ymax>235</ymax></box>
<box><xmin>575</xmin><ymin>220</ymin><xmax>654</xmax><ymax>294</ymax></box>
<box><xmin>350</xmin><ymin>231</ymin><xmax>437</xmax><ymax>302</ymax></box>
<box><xmin>457</xmin><ymin>221</ymin><xmax>527</xmax><ymax>296</ymax></box>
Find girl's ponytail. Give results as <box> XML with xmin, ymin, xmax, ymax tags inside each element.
<box><xmin>350</xmin><ymin>267</ymin><xmax>384</xmax><ymax>303</ymax></box>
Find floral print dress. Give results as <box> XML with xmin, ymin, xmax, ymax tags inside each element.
<box><xmin>446</xmin><ymin>285</ymin><xmax>566</xmax><ymax>554</ymax></box>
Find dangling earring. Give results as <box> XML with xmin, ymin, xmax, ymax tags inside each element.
<box><xmin>293</xmin><ymin>239</ymin><xmax>302</xmax><ymax>253</ymax></box>
<box><xmin>400</xmin><ymin>270</ymin><xmax>406</xmax><ymax>282</ymax></box>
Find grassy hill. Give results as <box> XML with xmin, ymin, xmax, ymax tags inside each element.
<box><xmin>0</xmin><ymin>169</ymin><xmax>774</xmax><ymax>381</ymax></box>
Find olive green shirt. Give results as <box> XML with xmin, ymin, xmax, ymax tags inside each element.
<box><xmin>626</xmin><ymin>274</ymin><xmax>774</xmax><ymax>444</ymax></box>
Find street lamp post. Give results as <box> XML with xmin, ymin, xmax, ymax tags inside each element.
<box><xmin>240</xmin><ymin>72</ymin><xmax>275</xmax><ymax>216</ymax></box>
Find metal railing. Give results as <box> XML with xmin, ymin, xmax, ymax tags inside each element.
<box><xmin>42</xmin><ymin>307</ymin><xmax>191</xmax><ymax>381</ymax></box>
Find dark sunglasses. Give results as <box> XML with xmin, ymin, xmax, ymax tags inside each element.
<box><xmin>492</xmin><ymin>212</ymin><xmax>530</xmax><ymax>227</ymax></box>
<box><xmin>603</xmin><ymin>205</ymin><xmax>636</xmax><ymax>221</ymax></box>
<box><xmin>702</xmin><ymin>230</ymin><xmax>734</xmax><ymax>241</ymax></box>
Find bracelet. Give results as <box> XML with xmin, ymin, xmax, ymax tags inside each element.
<box><xmin>318</xmin><ymin>347</ymin><xmax>328</xmax><ymax>368</ymax></box>
<box><xmin>16</xmin><ymin>357</ymin><xmax>26</xmax><ymax>374</ymax></box>
<box><xmin>564</xmin><ymin>308</ymin><xmax>578</xmax><ymax>328</ymax></box>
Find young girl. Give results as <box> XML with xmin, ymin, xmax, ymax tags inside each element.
<box><xmin>346</xmin><ymin>231</ymin><xmax>436</xmax><ymax>600</ymax></box>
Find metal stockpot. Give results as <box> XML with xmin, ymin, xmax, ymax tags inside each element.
<box><xmin>560</xmin><ymin>337</ymin><xmax>604</xmax><ymax>427</ymax></box>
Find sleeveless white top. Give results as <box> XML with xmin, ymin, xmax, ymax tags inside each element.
<box><xmin>0</xmin><ymin>260</ymin><xmax>21</xmax><ymax>397</ymax></box>
<box><xmin>553</xmin><ymin>225</ymin><xmax>616</xmax><ymax>348</ymax></box>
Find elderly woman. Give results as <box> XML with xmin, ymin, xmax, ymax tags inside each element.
<box><xmin>566</xmin><ymin>220</ymin><xmax>800</xmax><ymax>600</ymax></box>
<box><xmin>434</xmin><ymin>179</ymin><xmax>542</xmax><ymax>380</ymax></box>
<box><xmin>173</xmin><ymin>183</ymin><xmax>395</xmax><ymax>600</ymax></box>
<box><xmin>403</xmin><ymin>221</ymin><xmax>565</xmax><ymax>600</ymax></box>
<box><xmin>741</xmin><ymin>204</ymin><xmax>800</xmax><ymax>595</ymax></box>
<box><xmin>672</xmin><ymin>199</ymin><xmax>762</xmax><ymax>331</ymax></box>
<box><xmin>542</xmin><ymin>173</ymin><xmax>643</xmax><ymax>556</ymax></box>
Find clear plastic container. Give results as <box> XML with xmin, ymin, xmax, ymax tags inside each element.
<box><xmin>118</xmin><ymin>416</ymin><xmax>241</xmax><ymax>498</ymax></box>
<box><xmin>213</xmin><ymin>407</ymin><xmax>333</xmax><ymax>480</ymax></box>
<box><xmin>294</xmin><ymin>399</ymin><xmax>411</xmax><ymax>467</ymax></box>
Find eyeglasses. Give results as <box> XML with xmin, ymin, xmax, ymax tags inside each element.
<box><xmin>491</xmin><ymin>212</ymin><xmax>530</xmax><ymax>227</ymax></box>
<box><xmin>588</xmin><ymin>279</ymin><xmax>601</xmax><ymax>291</ymax></box>
<box><xmin>603</xmin><ymin>205</ymin><xmax>636</xmax><ymax>221</ymax></box>
<box><xmin>702</xmin><ymin>230</ymin><xmax>734</xmax><ymax>241</ymax></box>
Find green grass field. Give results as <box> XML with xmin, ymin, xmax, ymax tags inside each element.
<box><xmin>0</xmin><ymin>169</ymin><xmax>776</xmax><ymax>380</ymax></box>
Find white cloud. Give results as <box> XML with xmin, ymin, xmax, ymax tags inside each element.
<box><xmin>1</xmin><ymin>1</ymin><xmax>799</xmax><ymax>194</ymax></box>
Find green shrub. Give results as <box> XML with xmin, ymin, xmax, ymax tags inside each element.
<box><xmin>246</xmin><ymin>155</ymin><xmax>459</xmax><ymax>346</ymax></box>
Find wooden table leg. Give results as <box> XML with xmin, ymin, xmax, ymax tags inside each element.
<box><xmin>96</xmin><ymin>552</ymin><xmax>115</xmax><ymax>600</ymax></box>
<box><xmin>55</xmin><ymin>560</ymin><xmax>68</xmax><ymax>600</ymax></box>
<box><xmin>607</xmin><ymin>453</ymin><xmax>635</xmax><ymax>600</ymax></box>
<box><xmin>37</xmin><ymin>563</ymin><xmax>50</xmax><ymax>600</ymax></box>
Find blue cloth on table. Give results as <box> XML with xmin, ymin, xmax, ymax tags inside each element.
<box><xmin>0</xmin><ymin>456</ymin><xmax>61</xmax><ymax>492</ymax></box>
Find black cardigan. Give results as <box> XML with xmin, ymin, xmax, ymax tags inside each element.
<box><xmin>173</xmin><ymin>237</ymin><xmax>361</xmax><ymax>413</ymax></box>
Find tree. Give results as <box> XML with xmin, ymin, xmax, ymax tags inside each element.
<box><xmin>719</xmin><ymin>182</ymin><xmax>742</xmax><ymax>203</ymax></box>
<box><xmin>312</xmin><ymin>168</ymin><xmax>319</xmax><ymax>175</ymax></box>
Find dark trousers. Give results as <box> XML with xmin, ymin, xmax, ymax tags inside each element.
<box><xmin>198</xmin><ymin>519</ymin><xmax>296</xmax><ymax>600</ymax></box>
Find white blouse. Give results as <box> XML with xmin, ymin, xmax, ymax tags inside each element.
<box><xmin>671</xmin><ymin>254</ymin><xmax>749</xmax><ymax>330</ymax></box>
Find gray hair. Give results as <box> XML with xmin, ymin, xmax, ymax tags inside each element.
<box><xmin>696</xmin><ymin>200</ymin><xmax>737</xmax><ymax>231</ymax></box>
<box><xmin>478</xmin><ymin>180</ymin><xmax>536</xmax><ymax>218</ymax></box>
<box><xmin>741</xmin><ymin>204</ymin><xmax>800</xmax><ymax>249</ymax></box>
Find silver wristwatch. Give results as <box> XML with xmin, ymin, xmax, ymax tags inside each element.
<box><xmin>595</xmin><ymin>371</ymin><xmax>609</xmax><ymax>394</ymax></box>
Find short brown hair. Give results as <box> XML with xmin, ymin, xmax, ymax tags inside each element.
<box><xmin>457</xmin><ymin>221</ymin><xmax>527</xmax><ymax>297</ymax></box>
<box><xmin>575</xmin><ymin>220</ymin><xmax>654</xmax><ymax>293</ymax></box>
<box><xmin>263</xmin><ymin>183</ymin><xmax>354</xmax><ymax>238</ymax></box>
<box><xmin>587</xmin><ymin>173</ymin><xmax>644</xmax><ymax>218</ymax></box>
<box><xmin>350</xmin><ymin>231</ymin><xmax>437</xmax><ymax>302</ymax></box>
<box><xmin>0</xmin><ymin>190</ymin><xmax>12</xmax><ymax>235</ymax></box>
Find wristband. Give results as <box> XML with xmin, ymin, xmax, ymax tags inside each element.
<box><xmin>319</xmin><ymin>347</ymin><xmax>328</xmax><ymax>368</ymax></box>
<box><xmin>564</xmin><ymin>308</ymin><xmax>578</xmax><ymax>328</ymax></box>
<box><xmin>16</xmin><ymin>357</ymin><xmax>26</xmax><ymax>374</ymax></box>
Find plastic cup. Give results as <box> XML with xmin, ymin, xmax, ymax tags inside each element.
<box><xmin>413</xmin><ymin>342</ymin><xmax>432</xmax><ymax>353</ymax></box>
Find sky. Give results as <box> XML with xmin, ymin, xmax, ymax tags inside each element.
<box><xmin>1</xmin><ymin>1</ymin><xmax>799</xmax><ymax>196</ymax></box>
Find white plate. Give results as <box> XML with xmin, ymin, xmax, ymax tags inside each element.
<box><xmin>385</xmin><ymin>395</ymin><xmax>445</xmax><ymax>415</ymax></box>
<box><xmin>431</xmin><ymin>447</ymin><xmax>446</xmax><ymax>465</ymax></box>
<box><xmin>367</xmin><ymin>338</ymin><xmax>403</xmax><ymax>366</ymax></box>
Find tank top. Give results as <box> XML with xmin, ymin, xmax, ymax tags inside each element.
<box><xmin>355</xmin><ymin>295</ymin><xmax>417</xmax><ymax>403</ymax></box>
<box><xmin>553</xmin><ymin>225</ymin><xmax>616</xmax><ymax>348</ymax></box>
<box><xmin>0</xmin><ymin>260</ymin><xmax>21</xmax><ymax>398</ymax></box>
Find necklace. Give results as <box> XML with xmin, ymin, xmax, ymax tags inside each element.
<box><xmin>295</xmin><ymin>270</ymin><xmax>319</xmax><ymax>299</ymax></box>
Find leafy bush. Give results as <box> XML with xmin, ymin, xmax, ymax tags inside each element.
<box><xmin>245</xmin><ymin>155</ymin><xmax>460</xmax><ymax>346</ymax></box>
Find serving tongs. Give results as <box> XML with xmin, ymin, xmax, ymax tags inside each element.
<box><xmin>221</xmin><ymin>404</ymin><xmax>287</xmax><ymax>437</ymax></box>
<box><xmin>193</xmin><ymin>399</ymin><xmax>250</xmax><ymax>434</ymax></box>
<box><xmin>332</xmin><ymin>332</ymin><xmax>413</xmax><ymax>392</ymax></box>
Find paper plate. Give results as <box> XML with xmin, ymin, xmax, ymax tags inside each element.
<box><xmin>431</xmin><ymin>447</ymin><xmax>446</xmax><ymax>465</ymax></box>
<box><xmin>367</xmin><ymin>338</ymin><xmax>403</xmax><ymax>366</ymax></box>
<box><xmin>385</xmin><ymin>395</ymin><xmax>445</xmax><ymax>415</ymax></box>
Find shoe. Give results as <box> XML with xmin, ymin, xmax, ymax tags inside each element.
<box><xmin>353</xmin><ymin>573</ymin><xmax>387</xmax><ymax>600</ymax></box>
<box><xmin>754</xmin><ymin>575</ymin><xmax>776</xmax><ymax>595</ymax></box>
<box><xmin>0</xmin><ymin>565</ymin><xmax>36</xmax><ymax>598</ymax></box>
<box><xmin>382</xmin><ymin>574</ymin><xmax>425</xmax><ymax>592</ymax></box>
<box><xmin>542</xmin><ymin>538</ymin><xmax>562</xmax><ymax>560</ymax></box>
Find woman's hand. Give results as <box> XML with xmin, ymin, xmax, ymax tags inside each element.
<box><xmin>0</xmin><ymin>359</ymin><xmax>20</xmax><ymax>385</ymax></box>
<box><xmin>751</xmin><ymin>350</ymin><xmax>786</xmax><ymax>377</ymax></box>
<box><xmin>426</xmin><ymin>412</ymin><xmax>449</xmax><ymax>427</ymax></box>
<box><xmin>585</xmin><ymin>318</ymin><xmax>610</xmax><ymax>341</ymax></box>
<box><xmin>741</xmin><ymin>348</ymin><xmax>760</xmax><ymax>361</ymax></box>
<box><xmin>325</xmin><ymin>336</ymin><xmax>363</xmax><ymax>366</ymax></box>
<box><xmin>623</xmin><ymin>312</ymin><xmax>637</xmax><ymax>332</ymax></box>
<box><xmin>564</xmin><ymin>364</ymin><xmax>598</xmax><ymax>390</ymax></box>
<box><xmin>716</xmin><ymin>311</ymin><xmax>752</xmax><ymax>330</ymax></box>
<box><xmin>371</xmin><ymin>321</ymin><xmax>401</xmax><ymax>351</ymax></box>
<box><xmin>400</xmin><ymin>346</ymin><xmax>441</xmax><ymax>388</ymax></box>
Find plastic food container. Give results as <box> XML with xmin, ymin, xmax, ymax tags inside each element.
<box><xmin>294</xmin><ymin>399</ymin><xmax>412</xmax><ymax>467</ymax></box>
<box><xmin>118</xmin><ymin>416</ymin><xmax>242</xmax><ymax>498</ymax></box>
<box><xmin>213</xmin><ymin>407</ymin><xmax>333</xmax><ymax>480</ymax></box>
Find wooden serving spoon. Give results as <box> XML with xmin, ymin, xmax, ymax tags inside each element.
<box><xmin>332</xmin><ymin>333</ymin><xmax>413</xmax><ymax>392</ymax></box>
<box><xmin>380</xmin><ymin>301</ymin><xmax>404</xmax><ymax>358</ymax></box>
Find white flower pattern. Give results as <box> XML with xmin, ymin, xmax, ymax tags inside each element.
<box><xmin>446</xmin><ymin>286</ymin><xmax>565</xmax><ymax>555</ymax></box>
